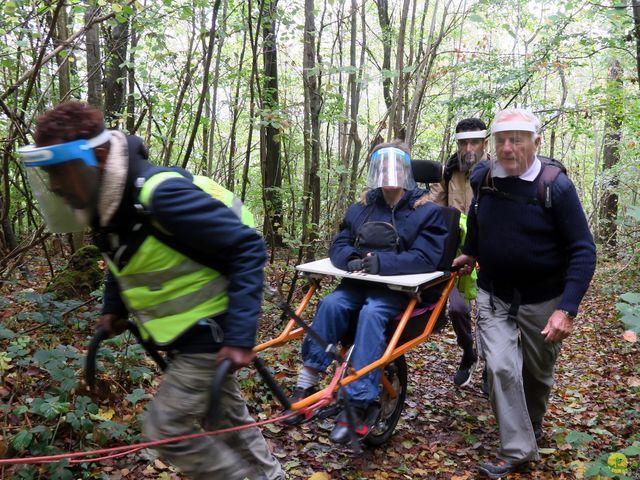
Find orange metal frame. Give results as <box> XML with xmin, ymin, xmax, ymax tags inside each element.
<box><xmin>254</xmin><ymin>272</ymin><xmax>458</xmax><ymax>413</ymax></box>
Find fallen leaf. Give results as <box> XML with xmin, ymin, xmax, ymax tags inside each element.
<box><xmin>307</xmin><ymin>472</ymin><xmax>331</xmax><ymax>480</ymax></box>
<box><xmin>623</xmin><ymin>330</ymin><xmax>637</xmax><ymax>343</ymax></box>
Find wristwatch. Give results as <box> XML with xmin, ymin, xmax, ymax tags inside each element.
<box><xmin>559</xmin><ymin>309</ymin><xmax>575</xmax><ymax>321</ymax></box>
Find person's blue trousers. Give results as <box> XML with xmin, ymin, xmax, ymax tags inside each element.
<box><xmin>301</xmin><ymin>281</ymin><xmax>408</xmax><ymax>405</ymax></box>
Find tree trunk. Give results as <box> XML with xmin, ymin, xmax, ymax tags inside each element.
<box><xmin>180</xmin><ymin>0</ymin><xmax>223</xmax><ymax>169</ymax></box>
<box><xmin>598</xmin><ymin>59</ymin><xmax>623</xmax><ymax>248</ymax></box>
<box><xmin>104</xmin><ymin>19</ymin><xmax>129</xmax><ymax>126</ymax></box>
<box><xmin>241</xmin><ymin>0</ymin><xmax>267</xmax><ymax>199</ymax></box>
<box><xmin>126</xmin><ymin>27</ymin><xmax>137</xmax><ymax>133</ymax></box>
<box><xmin>206</xmin><ymin>0</ymin><xmax>228</xmax><ymax>176</ymax></box>
<box><xmin>335</xmin><ymin>0</ymin><xmax>363</xmax><ymax>224</ymax></box>
<box><xmin>227</xmin><ymin>29</ymin><xmax>248</xmax><ymax>189</ymax></box>
<box><xmin>52</xmin><ymin>5</ymin><xmax>71</xmax><ymax>102</ymax></box>
<box><xmin>162</xmin><ymin>28</ymin><xmax>198</xmax><ymax>166</ymax></box>
<box><xmin>302</xmin><ymin>0</ymin><xmax>322</xmax><ymax>262</ymax></box>
<box><xmin>85</xmin><ymin>5</ymin><xmax>103</xmax><ymax>108</ymax></box>
<box><xmin>388</xmin><ymin>0</ymin><xmax>411</xmax><ymax>140</ymax></box>
<box><xmin>549</xmin><ymin>66</ymin><xmax>567</xmax><ymax>159</ymax></box>
<box><xmin>632</xmin><ymin>0</ymin><xmax>640</xmax><ymax>88</ymax></box>
<box><xmin>261</xmin><ymin>0</ymin><xmax>284</xmax><ymax>248</ymax></box>
<box><xmin>375</xmin><ymin>0</ymin><xmax>392</xmax><ymax>109</ymax></box>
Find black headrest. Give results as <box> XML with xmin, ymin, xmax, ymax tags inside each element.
<box><xmin>412</xmin><ymin>160</ymin><xmax>442</xmax><ymax>184</ymax></box>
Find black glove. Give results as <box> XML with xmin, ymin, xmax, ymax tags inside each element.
<box><xmin>362</xmin><ymin>254</ymin><xmax>380</xmax><ymax>274</ymax></box>
<box><xmin>347</xmin><ymin>258</ymin><xmax>364</xmax><ymax>272</ymax></box>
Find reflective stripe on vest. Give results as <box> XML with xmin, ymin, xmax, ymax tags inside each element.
<box><xmin>138</xmin><ymin>171</ymin><xmax>255</xmax><ymax>228</ymax></box>
<box><xmin>107</xmin><ymin>171</ymin><xmax>254</xmax><ymax>345</ymax></box>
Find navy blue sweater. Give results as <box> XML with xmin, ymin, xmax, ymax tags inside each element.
<box><xmin>100</xmin><ymin>143</ymin><xmax>266</xmax><ymax>351</ymax></box>
<box><xmin>463</xmin><ymin>162</ymin><xmax>596</xmax><ymax>316</ymax></box>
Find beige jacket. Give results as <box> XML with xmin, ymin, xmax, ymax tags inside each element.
<box><xmin>427</xmin><ymin>170</ymin><xmax>474</xmax><ymax>213</ymax></box>
<box><xmin>426</xmin><ymin>154</ymin><xmax>488</xmax><ymax>214</ymax></box>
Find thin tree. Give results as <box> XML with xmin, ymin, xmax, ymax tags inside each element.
<box><xmin>302</xmin><ymin>0</ymin><xmax>322</xmax><ymax>262</ymax></box>
<box><xmin>180</xmin><ymin>0</ymin><xmax>223</xmax><ymax>169</ymax></box>
<box><xmin>261</xmin><ymin>0</ymin><xmax>284</xmax><ymax>248</ymax></box>
<box><xmin>598</xmin><ymin>59</ymin><xmax>623</xmax><ymax>248</ymax></box>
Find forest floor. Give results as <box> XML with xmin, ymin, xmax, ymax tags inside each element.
<box><xmin>0</xmin><ymin>254</ymin><xmax>638</xmax><ymax>480</ymax></box>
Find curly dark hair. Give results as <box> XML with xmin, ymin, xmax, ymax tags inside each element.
<box><xmin>455</xmin><ymin>118</ymin><xmax>487</xmax><ymax>133</ymax></box>
<box><xmin>34</xmin><ymin>102</ymin><xmax>105</xmax><ymax>147</ymax></box>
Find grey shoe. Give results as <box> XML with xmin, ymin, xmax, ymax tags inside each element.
<box><xmin>453</xmin><ymin>353</ymin><xmax>478</xmax><ymax>387</ymax></box>
<box><xmin>478</xmin><ymin>458</ymin><xmax>523</xmax><ymax>478</ymax></box>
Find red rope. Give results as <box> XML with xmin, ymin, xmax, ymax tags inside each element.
<box><xmin>0</xmin><ymin>410</ymin><xmax>302</xmax><ymax>466</ymax></box>
<box><xmin>1</xmin><ymin>364</ymin><xmax>350</xmax><ymax>467</ymax></box>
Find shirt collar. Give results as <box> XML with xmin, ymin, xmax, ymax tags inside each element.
<box><xmin>491</xmin><ymin>155</ymin><xmax>540</xmax><ymax>180</ymax></box>
<box><xmin>519</xmin><ymin>156</ymin><xmax>541</xmax><ymax>181</ymax></box>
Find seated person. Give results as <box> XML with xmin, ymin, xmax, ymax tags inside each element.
<box><xmin>286</xmin><ymin>140</ymin><xmax>448</xmax><ymax>443</ymax></box>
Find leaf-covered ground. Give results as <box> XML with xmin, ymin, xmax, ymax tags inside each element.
<box><xmin>0</xmin><ymin>257</ymin><xmax>638</xmax><ymax>480</ymax></box>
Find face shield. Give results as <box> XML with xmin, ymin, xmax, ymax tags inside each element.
<box><xmin>490</xmin><ymin>121</ymin><xmax>539</xmax><ymax>178</ymax></box>
<box><xmin>455</xmin><ymin>130</ymin><xmax>486</xmax><ymax>173</ymax></box>
<box><xmin>18</xmin><ymin>130</ymin><xmax>111</xmax><ymax>233</ymax></box>
<box><xmin>366</xmin><ymin>147</ymin><xmax>416</xmax><ymax>190</ymax></box>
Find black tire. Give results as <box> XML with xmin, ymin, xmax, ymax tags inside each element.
<box><xmin>364</xmin><ymin>354</ymin><xmax>407</xmax><ymax>447</ymax></box>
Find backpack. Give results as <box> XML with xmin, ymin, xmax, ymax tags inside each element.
<box><xmin>474</xmin><ymin>155</ymin><xmax>567</xmax><ymax>213</ymax></box>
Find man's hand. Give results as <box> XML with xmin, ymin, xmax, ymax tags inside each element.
<box><xmin>452</xmin><ymin>254</ymin><xmax>476</xmax><ymax>276</ymax></box>
<box><xmin>98</xmin><ymin>314</ymin><xmax>130</xmax><ymax>337</ymax></box>
<box><xmin>217</xmin><ymin>346</ymin><xmax>256</xmax><ymax>371</ymax></box>
<box><xmin>541</xmin><ymin>310</ymin><xmax>574</xmax><ymax>343</ymax></box>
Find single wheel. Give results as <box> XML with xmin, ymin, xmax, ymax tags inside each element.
<box><xmin>364</xmin><ymin>354</ymin><xmax>407</xmax><ymax>446</ymax></box>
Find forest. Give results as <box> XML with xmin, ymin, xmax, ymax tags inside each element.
<box><xmin>0</xmin><ymin>0</ymin><xmax>638</xmax><ymax>479</ymax></box>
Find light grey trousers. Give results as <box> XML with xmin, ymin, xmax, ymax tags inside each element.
<box><xmin>476</xmin><ymin>289</ymin><xmax>562</xmax><ymax>464</ymax></box>
<box><xmin>144</xmin><ymin>352</ymin><xmax>284</xmax><ymax>480</ymax></box>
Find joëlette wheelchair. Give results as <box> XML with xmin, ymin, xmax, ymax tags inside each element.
<box><xmin>255</xmin><ymin>160</ymin><xmax>462</xmax><ymax>447</ymax></box>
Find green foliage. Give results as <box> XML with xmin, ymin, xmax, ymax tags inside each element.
<box><xmin>617</xmin><ymin>293</ymin><xmax>640</xmax><ymax>334</ymax></box>
<box><xmin>46</xmin><ymin>245</ymin><xmax>103</xmax><ymax>300</ymax></box>
<box><xmin>584</xmin><ymin>443</ymin><xmax>640</xmax><ymax>479</ymax></box>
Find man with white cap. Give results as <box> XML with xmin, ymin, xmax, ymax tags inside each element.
<box><xmin>453</xmin><ymin>108</ymin><xmax>596</xmax><ymax>478</ymax></box>
<box><xmin>428</xmin><ymin>118</ymin><xmax>487</xmax><ymax>391</ymax></box>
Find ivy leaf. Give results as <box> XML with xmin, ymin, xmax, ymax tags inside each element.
<box><xmin>125</xmin><ymin>388</ymin><xmax>151</xmax><ymax>406</ymax></box>
<box><xmin>11</xmin><ymin>430</ymin><xmax>33</xmax><ymax>450</ymax></box>
<box><xmin>566</xmin><ymin>430</ymin><xmax>594</xmax><ymax>448</ymax></box>
<box><xmin>621</xmin><ymin>445</ymin><xmax>640</xmax><ymax>457</ymax></box>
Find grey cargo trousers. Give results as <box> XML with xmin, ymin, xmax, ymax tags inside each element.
<box><xmin>144</xmin><ymin>352</ymin><xmax>284</xmax><ymax>480</ymax></box>
<box><xmin>476</xmin><ymin>288</ymin><xmax>562</xmax><ymax>464</ymax></box>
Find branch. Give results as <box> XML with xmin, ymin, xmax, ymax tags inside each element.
<box><xmin>0</xmin><ymin>4</ymin><xmax>126</xmax><ymax>102</ymax></box>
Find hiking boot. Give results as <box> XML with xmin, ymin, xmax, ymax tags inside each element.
<box><xmin>532</xmin><ymin>420</ymin><xmax>543</xmax><ymax>443</ymax></box>
<box><xmin>281</xmin><ymin>386</ymin><xmax>317</xmax><ymax>426</ymax></box>
<box><xmin>481</xmin><ymin>366</ymin><xmax>490</xmax><ymax>396</ymax></box>
<box><xmin>329</xmin><ymin>403</ymin><xmax>376</xmax><ymax>444</ymax></box>
<box><xmin>478</xmin><ymin>458</ymin><xmax>522</xmax><ymax>478</ymax></box>
<box><xmin>453</xmin><ymin>352</ymin><xmax>478</xmax><ymax>387</ymax></box>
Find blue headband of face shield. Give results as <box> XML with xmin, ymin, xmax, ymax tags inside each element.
<box><xmin>370</xmin><ymin>147</ymin><xmax>411</xmax><ymax>164</ymax></box>
<box><xmin>17</xmin><ymin>130</ymin><xmax>112</xmax><ymax>168</ymax></box>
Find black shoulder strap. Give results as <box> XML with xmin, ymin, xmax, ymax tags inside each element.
<box><xmin>538</xmin><ymin>164</ymin><xmax>562</xmax><ymax>209</ymax></box>
<box><xmin>444</xmin><ymin>175</ymin><xmax>450</xmax><ymax>206</ymax></box>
